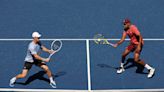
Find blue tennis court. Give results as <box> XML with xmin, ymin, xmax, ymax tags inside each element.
<box><xmin>0</xmin><ymin>0</ymin><xmax>164</xmax><ymax>91</ymax></box>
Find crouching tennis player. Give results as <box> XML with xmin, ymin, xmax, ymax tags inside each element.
<box><xmin>113</xmin><ymin>19</ymin><xmax>155</xmax><ymax>78</ymax></box>
<box><xmin>9</xmin><ymin>32</ymin><xmax>56</xmax><ymax>88</ymax></box>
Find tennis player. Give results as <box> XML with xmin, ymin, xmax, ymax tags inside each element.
<box><xmin>113</xmin><ymin>19</ymin><xmax>155</xmax><ymax>78</ymax></box>
<box><xmin>9</xmin><ymin>32</ymin><xmax>56</xmax><ymax>88</ymax></box>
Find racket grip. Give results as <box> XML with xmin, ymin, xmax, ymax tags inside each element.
<box><xmin>48</xmin><ymin>51</ymin><xmax>55</xmax><ymax>59</ymax></box>
<box><xmin>109</xmin><ymin>43</ymin><xmax>115</xmax><ymax>47</ymax></box>
<box><xmin>48</xmin><ymin>54</ymin><xmax>52</xmax><ymax>59</ymax></box>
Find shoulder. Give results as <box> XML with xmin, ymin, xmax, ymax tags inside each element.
<box><xmin>29</xmin><ymin>42</ymin><xmax>35</xmax><ymax>46</ymax></box>
<box><xmin>130</xmin><ymin>25</ymin><xmax>139</xmax><ymax>31</ymax></box>
<box><xmin>28</xmin><ymin>42</ymin><xmax>36</xmax><ymax>49</ymax></box>
<box><xmin>130</xmin><ymin>25</ymin><xmax>137</xmax><ymax>29</ymax></box>
<box><xmin>130</xmin><ymin>25</ymin><xmax>141</xmax><ymax>35</ymax></box>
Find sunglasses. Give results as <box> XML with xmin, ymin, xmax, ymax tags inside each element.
<box><xmin>37</xmin><ymin>37</ymin><xmax>41</xmax><ymax>39</ymax></box>
<box><xmin>123</xmin><ymin>23</ymin><xmax>128</xmax><ymax>25</ymax></box>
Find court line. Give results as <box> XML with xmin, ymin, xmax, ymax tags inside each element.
<box><xmin>0</xmin><ymin>38</ymin><xmax>164</xmax><ymax>41</ymax></box>
<box><xmin>0</xmin><ymin>88</ymin><xmax>164</xmax><ymax>92</ymax></box>
<box><xmin>0</xmin><ymin>38</ymin><xmax>164</xmax><ymax>91</ymax></box>
<box><xmin>86</xmin><ymin>40</ymin><xmax>92</xmax><ymax>92</ymax></box>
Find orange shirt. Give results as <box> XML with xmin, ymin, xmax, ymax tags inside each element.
<box><xmin>123</xmin><ymin>25</ymin><xmax>144</xmax><ymax>45</ymax></box>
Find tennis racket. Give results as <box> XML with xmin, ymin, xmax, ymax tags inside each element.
<box><xmin>48</xmin><ymin>40</ymin><xmax>62</xmax><ymax>59</ymax></box>
<box><xmin>93</xmin><ymin>34</ymin><xmax>114</xmax><ymax>47</ymax></box>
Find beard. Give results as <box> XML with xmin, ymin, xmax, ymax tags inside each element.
<box><xmin>124</xmin><ymin>26</ymin><xmax>130</xmax><ymax>31</ymax></box>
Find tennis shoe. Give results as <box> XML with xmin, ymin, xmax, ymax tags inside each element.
<box><xmin>117</xmin><ymin>67</ymin><xmax>125</xmax><ymax>74</ymax></box>
<box><xmin>50</xmin><ymin>80</ymin><xmax>57</xmax><ymax>88</ymax></box>
<box><xmin>147</xmin><ymin>68</ymin><xmax>155</xmax><ymax>78</ymax></box>
<box><xmin>9</xmin><ymin>77</ymin><xmax>16</xmax><ymax>87</ymax></box>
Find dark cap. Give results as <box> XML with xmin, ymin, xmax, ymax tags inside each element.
<box><xmin>123</xmin><ymin>18</ymin><xmax>131</xmax><ymax>24</ymax></box>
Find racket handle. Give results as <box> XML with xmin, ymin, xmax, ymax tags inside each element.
<box><xmin>48</xmin><ymin>51</ymin><xmax>55</xmax><ymax>59</ymax></box>
<box><xmin>109</xmin><ymin>43</ymin><xmax>115</xmax><ymax>47</ymax></box>
<box><xmin>48</xmin><ymin>54</ymin><xmax>53</xmax><ymax>59</ymax></box>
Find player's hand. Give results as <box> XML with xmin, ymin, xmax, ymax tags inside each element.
<box><xmin>136</xmin><ymin>46</ymin><xmax>141</xmax><ymax>53</ymax></box>
<box><xmin>49</xmin><ymin>50</ymin><xmax>55</xmax><ymax>54</ymax></box>
<box><xmin>43</xmin><ymin>58</ymin><xmax>50</xmax><ymax>62</ymax></box>
<box><xmin>113</xmin><ymin>44</ymin><xmax>118</xmax><ymax>48</ymax></box>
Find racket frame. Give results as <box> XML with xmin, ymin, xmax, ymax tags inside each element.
<box><xmin>48</xmin><ymin>39</ymin><xmax>62</xmax><ymax>59</ymax></box>
<box><xmin>94</xmin><ymin>34</ymin><xmax>114</xmax><ymax>47</ymax></box>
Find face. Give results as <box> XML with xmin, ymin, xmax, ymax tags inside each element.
<box><xmin>33</xmin><ymin>37</ymin><xmax>40</xmax><ymax>43</ymax></box>
<box><xmin>123</xmin><ymin>23</ymin><xmax>130</xmax><ymax>31</ymax></box>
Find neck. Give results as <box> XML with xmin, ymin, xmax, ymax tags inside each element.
<box><xmin>33</xmin><ymin>40</ymin><xmax>38</xmax><ymax>44</ymax></box>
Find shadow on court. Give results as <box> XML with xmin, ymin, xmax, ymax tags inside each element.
<box><xmin>15</xmin><ymin>71</ymin><xmax>66</xmax><ymax>85</ymax></box>
<box><xmin>97</xmin><ymin>58</ymin><xmax>148</xmax><ymax>74</ymax></box>
<box><xmin>124</xmin><ymin>58</ymin><xmax>148</xmax><ymax>74</ymax></box>
<box><xmin>97</xmin><ymin>64</ymin><xmax>119</xmax><ymax>70</ymax></box>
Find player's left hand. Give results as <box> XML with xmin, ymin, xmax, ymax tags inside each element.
<box><xmin>113</xmin><ymin>44</ymin><xmax>118</xmax><ymax>48</ymax></box>
<box><xmin>136</xmin><ymin>46</ymin><xmax>141</xmax><ymax>52</ymax></box>
<box><xmin>49</xmin><ymin>50</ymin><xmax>55</xmax><ymax>54</ymax></box>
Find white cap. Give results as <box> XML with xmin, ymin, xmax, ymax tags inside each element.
<box><xmin>32</xmin><ymin>32</ymin><xmax>41</xmax><ymax>38</ymax></box>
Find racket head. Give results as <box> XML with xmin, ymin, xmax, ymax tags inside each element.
<box><xmin>51</xmin><ymin>40</ymin><xmax>62</xmax><ymax>52</ymax></box>
<box><xmin>93</xmin><ymin>34</ymin><xmax>114</xmax><ymax>47</ymax></box>
<box><xmin>94</xmin><ymin>34</ymin><xmax>110</xmax><ymax>44</ymax></box>
<box><xmin>93</xmin><ymin>34</ymin><xmax>105</xmax><ymax>44</ymax></box>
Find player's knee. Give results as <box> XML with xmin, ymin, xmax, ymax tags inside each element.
<box><xmin>135</xmin><ymin>50</ymin><xmax>140</xmax><ymax>54</ymax></box>
<box><xmin>43</xmin><ymin>66</ymin><xmax>49</xmax><ymax>72</ymax></box>
<box><xmin>134</xmin><ymin>58</ymin><xmax>139</xmax><ymax>62</ymax></box>
<box><xmin>21</xmin><ymin>73</ymin><xmax>27</xmax><ymax>78</ymax></box>
<box><xmin>122</xmin><ymin>54</ymin><xmax>127</xmax><ymax>58</ymax></box>
<box><xmin>45</xmin><ymin>68</ymin><xmax>50</xmax><ymax>72</ymax></box>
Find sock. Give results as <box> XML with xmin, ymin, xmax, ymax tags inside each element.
<box><xmin>11</xmin><ymin>77</ymin><xmax>16</xmax><ymax>83</ymax></box>
<box><xmin>49</xmin><ymin>77</ymin><xmax>54</xmax><ymax>83</ymax></box>
<box><xmin>13</xmin><ymin>77</ymin><xmax>16</xmax><ymax>81</ymax></box>
<box><xmin>121</xmin><ymin>56</ymin><xmax>126</xmax><ymax>63</ymax></box>
<box><xmin>145</xmin><ymin>64</ymin><xmax>153</xmax><ymax>70</ymax></box>
<box><xmin>121</xmin><ymin>63</ymin><xmax>124</xmax><ymax>68</ymax></box>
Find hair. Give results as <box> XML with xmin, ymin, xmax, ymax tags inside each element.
<box><xmin>123</xmin><ymin>18</ymin><xmax>131</xmax><ymax>24</ymax></box>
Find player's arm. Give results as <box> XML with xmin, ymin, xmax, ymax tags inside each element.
<box><xmin>131</xmin><ymin>26</ymin><xmax>142</xmax><ymax>53</ymax></box>
<box><xmin>137</xmin><ymin>34</ymin><xmax>142</xmax><ymax>47</ymax></box>
<box><xmin>114</xmin><ymin>32</ymin><xmax>126</xmax><ymax>47</ymax></box>
<box><xmin>38</xmin><ymin>41</ymin><xmax>54</xmax><ymax>54</ymax></box>
<box><xmin>33</xmin><ymin>54</ymin><xmax>50</xmax><ymax>62</ymax></box>
<box><xmin>135</xmin><ymin>34</ymin><xmax>142</xmax><ymax>53</ymax></box>
<box><xmin>41</xmin><ymin>46</ymin><xmax>53</xmax><ymax>54</ymax></box>
<box><xmin>132</xmin><ymin>26</ymin><xmax>142</xmax><ymax>47</ymax></box>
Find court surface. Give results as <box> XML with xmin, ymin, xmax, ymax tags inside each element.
<box><xmin>0</xmin><ymin>0</ymin><xmax>164</xmax><ymax>92</ymax></box>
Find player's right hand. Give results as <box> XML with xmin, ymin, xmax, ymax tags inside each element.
<box><xmin>43</xmin><ymin>58</ymin><xmax>50</xmax><ymax>62</ymax></box>
<box><xmin>113</xmin><ymin>44</ymin><xmax>118</xmax><ymax>48</ymax></box>
<box><xmin>49</xmin><ymin>50</ymin><xmax>56</xmax><ymax>54</ymax></box>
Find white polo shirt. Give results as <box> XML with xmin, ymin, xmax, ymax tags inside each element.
<box><xmin>24</xmin><ymin>41</ymin><xmax>41</xmax><ymax>62</ymax></box>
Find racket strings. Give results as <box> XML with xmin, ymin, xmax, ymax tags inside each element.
<box><xmin>53</xmin><ymin>44</ymin><xmax>60</xmax><ymax>50</ymax></box>
<box><xmin>51</xmin><ymin>40</ymin><xmax>62</xmax><ymax>53</ymax></box>
<box><xmin>94</xmin><ymin>34</ymin><xmax>107</xmax><ymax>44</ymax></box>
<box><xmin>52</xmin><ymin>41</ymin><xmax>61</xmax><ymax>51</ymax></box>
<box><xmin>48</xmin><ymin>40</ymin><xmax>62</xmax><ymax>59</ymax></box>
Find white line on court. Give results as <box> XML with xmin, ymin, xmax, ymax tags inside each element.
<box><xmin>0</xmin><ymin>38</ymin><xmax>120</xmax><ymax>41</ymax></box>
<box><xmin>0</xmin><ymin>38</ymin><xmax>164</xmax><ymax>91</ymax></box>
<box><xmin>0</xmin><ymin>88</ymin><xmax>164</xmax><ymax>92</ymax></box>
<box><xmin>86</xmin><ymin>40</ymin><xmax>92</xmax><ymax>92</ymax></box>
<box><xmin>0</xmin><ymin>38</ymin><xmax>164</xmax><ymax>41</ymax></box>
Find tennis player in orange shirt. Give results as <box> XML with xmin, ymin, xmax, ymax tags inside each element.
<box><xmin>113</xmin><ymin>19</ymin><xmax>155</xmax><ymax>78</ymax></box>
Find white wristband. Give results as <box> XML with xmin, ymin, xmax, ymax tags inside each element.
<box><xmin>42</xmin><ymin>58</ymin><xmax>46</xmax><ymax>62</ymax></box>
